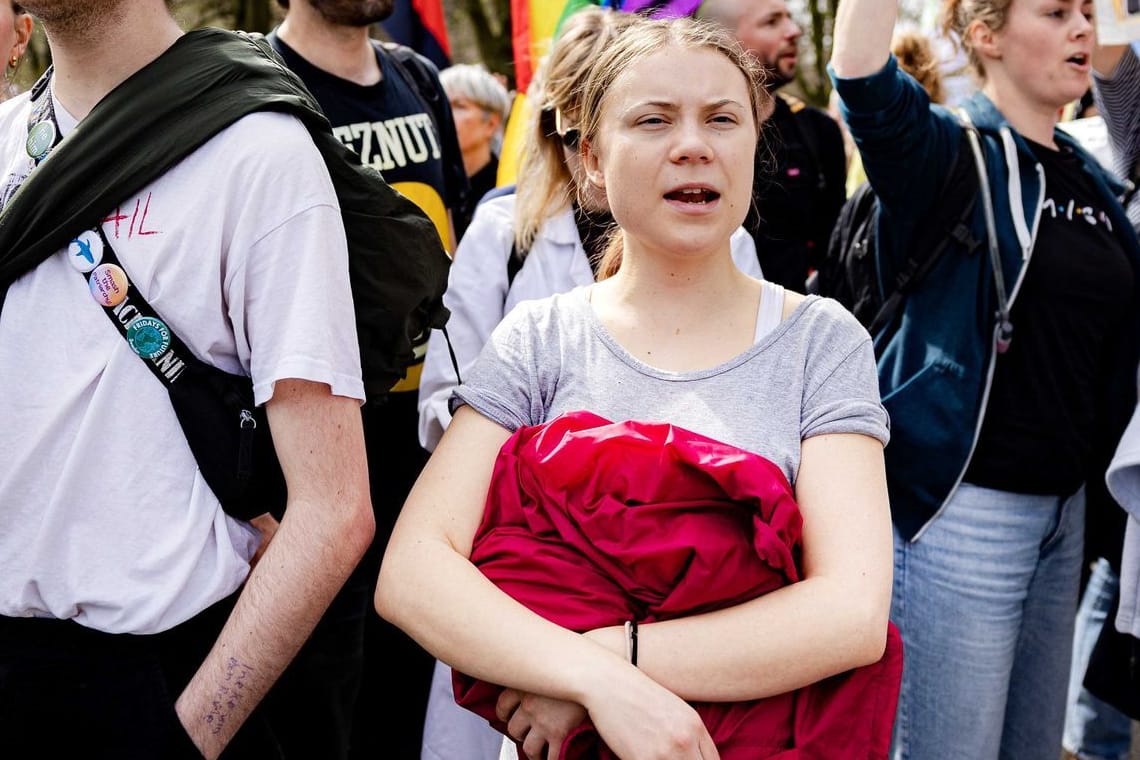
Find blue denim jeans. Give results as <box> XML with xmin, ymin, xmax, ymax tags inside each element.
<box><xmin>890</xmin><ymin>483</ymin><xmax>1085</xmax><ymax>760</ymax></box>
<box><xmin>1062</xmin><ymin>557</ymin><xmax>1133</xmax><ymax>760</ymax></box>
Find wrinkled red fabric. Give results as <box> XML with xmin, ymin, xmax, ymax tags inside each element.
<box><xmin>454</xmin><ymin>410</ymin><xmax>902</xmax><ymax>759</ymax></box>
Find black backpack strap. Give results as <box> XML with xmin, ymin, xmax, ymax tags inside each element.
<box><xmin>378</xmin><ymin>41</ymin><xmax>442</xmax><ymax>131</ymax></box>
<box><xmin>76</xmin><ymin>226</ymin><xmax>285</xmax><ymax>519</ymax></box>
<box><xmin>81</xmin><ymin>226</ymin><xmax>197</xmax><ymax>387</ymax></box>
<box><xmin>866</xmin><ymin>201</ymin><xmax>978</xmax><ymax>336</ymax></box>
<box><xmin>865</xmin><ymin>116</ymin><xmax>991</xmax><ymax>337</ymax></box>
<box><xmin>441</xmin><ymin>324</ymin><xmax>462</xmax><ymax>387</ymax></box>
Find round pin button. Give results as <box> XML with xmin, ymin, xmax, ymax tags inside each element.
<box><xmin>88</xmin><ymin>263</ymin><xmax>129</xmax><ymax>307</ymax></box>
<box><xmin>25</xmin><ymin>120</ymin><xmax>56</xmax><ymax>161</ymax></box>
<box><xmin>126</xmin><ymin>316</ymin><xmax>171</xmax><ymax>359</ymax></box>
<box><xmin>68</xmin><ymin>230</ymin><xmax>104</xmax><ymax>273</ymax></box>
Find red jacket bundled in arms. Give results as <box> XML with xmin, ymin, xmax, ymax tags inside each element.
<box><xmin>455</xmin><ymin>410</ymin><xmax>902</xmax><ymax>759</ymax></box>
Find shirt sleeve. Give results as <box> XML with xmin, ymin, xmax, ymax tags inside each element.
<box><xmin>1093</xmin><ymin>44</ymin><xmax>1140</xmax><ymax>222</ymax></box>
<box><xmin>451</xmin><ymin>302</ymin><xmax>543</xmax><ymax>432</ymax></box>
<box><xmin>829</xmin><ymin>55</ymin><xmax>960</xmax><ymax>216</ymax></box>
<box><xmin>242</xmin><ymin>204</ymin><xmax>363</xmax><ymax>406</ymax></box>
<box><xmin>800</xmin><ymin>303</ymin><xmax>890</xmax><ymax>444</ymax></box>
<box><xmin>222</xmin><ymin>114</ymin><xmax>364</xmax><ymax>406</ymax></box>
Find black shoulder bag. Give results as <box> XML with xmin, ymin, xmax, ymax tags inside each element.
<box><xmin>21</xmin><ymin>76</ymin><xmax>285</xmax><ymax>521</ymax></box>
<box><xmin>0</xmin><ymin>31</ymin><xmax>452</xmax><ymax>521</ymax></box>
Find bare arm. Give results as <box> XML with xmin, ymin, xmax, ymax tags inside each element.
<box><xmin>830</xmin><ymin>0</ymin><xmax>897</xmax><ymax>78</ymax></box>
<box><xmin>612</xmin><ymin>432</ymin><xmax>892</xmax><ymax>701</ymax></box>
<box><xmin>176</xmin><ymin>379</ymin><xmax>374</xmax><ymax>758</ymax></box>
<box><xmin>377</xmin><ymin>407</ymin><xmax>718</xmax><ymax>758</ymax></box>
<box><xmin>379</xmin><ymin>405</ymin><xmax>891</xmax><ymax>704</ymax></box>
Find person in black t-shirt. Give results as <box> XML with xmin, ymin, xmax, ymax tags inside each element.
<box><xmin>268</xmin><ymin>3</ymin><xmax>467</xmax><ymax>253</ymax></box>
<box><xmin>700</xmin><ymin>0</ymin><xmax>847</xmax><ymax>293</ymax></box>
<box><xmin>964</xmin><ymin>140</ymin><xmax>1133</xmax><ymax>495</ymax></box>
<box><xmin>832</xmin><ymin>0</ymin><xmax>1140</xmax><ymax>756</ymax></box>
<box><xmin>265</xmin><ymin>2</ymin><xmax>468</xmax><ymax>759</ymax></box>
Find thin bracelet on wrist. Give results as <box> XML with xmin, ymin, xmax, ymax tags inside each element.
<box><xmin>625</xmin><ymin>619</ymin><xmax>639</xmax><ymax>667</ymax></box>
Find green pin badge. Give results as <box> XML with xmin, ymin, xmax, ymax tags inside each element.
<box><xmin>25</xmin><ymin>121</ymin><xmax>56</xmax><ymax>161</ymax></box>
<box><xmin>126</xmin><ymin>317</ymin><xmax>172</xmax><ymax>360</ymax></box>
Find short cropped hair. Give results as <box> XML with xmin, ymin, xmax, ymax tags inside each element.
<box><xmin>439</xmin><ymin>64</ymin><xmax>511</xmax><ymax>125</ymax></box>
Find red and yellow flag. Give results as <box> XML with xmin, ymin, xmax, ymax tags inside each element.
<box><xmin>498</xmin><ymin>0</ymin><xmax>702</xmax><ymax>187</ymax></box>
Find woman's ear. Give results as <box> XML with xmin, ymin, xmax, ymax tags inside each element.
<box><xmin>581</xmin><ymin>137</ymin><xmax>606</xmax><ymax>189</ymax></box>
<box><xmin>966</xmin><ymin>18</ymin><xmax>1001</xmax><ymax>63</ymax></box>
<box><xmin>13</xmin><ymin>13</ymin><xmax>32</xmax><ymax>58</ymax></box>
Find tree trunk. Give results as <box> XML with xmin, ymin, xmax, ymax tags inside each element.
<box><xmin>449</xmin><ymin>0</ymin><xmax>513</xmax><ymax>85</ymax></box>
<box><xmin>233</xmin><ymin>0</ymin><xmax>277</xmax><ymax>33</ymax></box>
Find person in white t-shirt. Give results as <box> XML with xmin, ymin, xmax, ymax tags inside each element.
<box><xmin>0</xmin><ymin>2</ymin><xmax>374</xmax><ymax>759</ymax></box>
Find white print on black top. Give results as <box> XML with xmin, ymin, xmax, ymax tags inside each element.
<box><xmin>1040</xmin><ymin>196</ymin><xmax>1114</xmax><ymax>231</ymax></box>
<box><xmin>332</xmin><ymin>113</ymin><xmax>442</xmax><ymax>172</ymax></box>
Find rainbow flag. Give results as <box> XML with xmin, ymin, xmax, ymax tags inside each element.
<box><xmin>510</xmin><ymin>0</ymin><xmax>701</xmax><ymax>95</ymax></box>
<box><xmin>499</xmin><ymin>0</ymin><xmax>701</xmax><ymax>186</ymax></box>
<box><xmin>381</xmin><ymin>0</ymin><xmax>452</xmax><ymax>71</ymax></box>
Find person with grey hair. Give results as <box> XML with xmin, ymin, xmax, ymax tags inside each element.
<box><xmin>440</xmin><ymin>63</ymin><xmax>512</xmax><ymax>240</ymax></box>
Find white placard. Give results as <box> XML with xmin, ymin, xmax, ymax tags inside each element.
<box><xmin>1096</xmin><ymin>0</ymin><xmax>1140</xmax><ymax>44</ymax></box>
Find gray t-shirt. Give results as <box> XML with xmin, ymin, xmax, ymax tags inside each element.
<box><xmin>454</xmin><ymin>286</ymin><xmax>888</xmax><ymax>486</ymax></box>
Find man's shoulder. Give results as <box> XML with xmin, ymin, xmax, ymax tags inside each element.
<box><xmin>375</xmin><ymin>41</ymin><xmax>441</xmax><ymax>77</ymax></box>
<box><xmin>213</xmin><ymin>109</ymin><xmax>319</xmax><ymax>158</ymax></box>
<box><xmin>777</xmin><ymin>93</ymin><xmax>841</xmax><ymax>134</ymax></box>
<box><xmin>174</xmin><ymin>111</ymin><xmax>334</xmax><ymax>210</ymax></box>
<box><xmin>373</xmin><ymin>40</ymin><xmax>445</xmax><ymax>95</ymax></box>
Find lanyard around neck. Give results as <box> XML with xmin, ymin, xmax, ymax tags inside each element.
<box><xmin>24</xmin><ymin>69</ymin><xmax>196</xmax><ymax>388</ymax></box>
<box><xmin>25</xmin><ymin>67</ymin><xmax>60</xmax><ymax>165</ymax></box>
